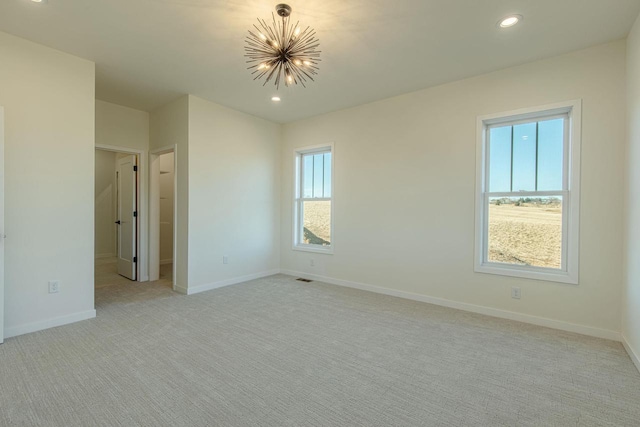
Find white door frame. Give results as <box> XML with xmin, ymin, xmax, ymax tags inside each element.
<box><xmin>95</xmin><ymin>144</ymin><xmax>149</xmax><ymax>282</ymax></box>
<box><xmin>0</xmin><ymin>107</ymin><xmax>5</xmax><ymax>343</ymax></box>
<box><xmin>149</xmin><ymin>144</ymin><xmax>177</xmax><ymax>289</ymax></box>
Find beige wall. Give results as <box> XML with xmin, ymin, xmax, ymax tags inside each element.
<box><xmin>96</xmin><ymin>100</ymin><xmax>149</xmax><ymax>151</ymax></box>
<box><xmin>187</xmin><ymin>96</ymin><xmax>281</xmax><ymax>290</ymax></box>
<box><xmin>623</xmin><ymin>16</ymin><xmax>640</xmax><ymax>366</ymax></box>
<box><xmin>0</xmin><ymin>31</ymin><xmax>95</xmax><ymax>336</ymax></box>
<box><xmin>95</xmin><ymin>149</ymin><xmax>117</xmax><ymax>257</ymax></box>
<box><xmin>149</xmin><ymin>95</ymin><xmax>281</xmax><ymax>293</ymax></box>
<box><xmin>281</xmin><ymin>41</ymin><xmax>627</xmax><ymax>337</ymax></box>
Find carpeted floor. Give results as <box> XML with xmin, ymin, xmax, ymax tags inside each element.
<box><xmin>1</xmin><ymin>273</ymin><xmax>639</xmax><ymax>426</ymax></box>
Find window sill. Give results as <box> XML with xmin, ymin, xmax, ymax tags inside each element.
<box><xmin>475</xmin><ymin>263</ymin><xmax>578</xmax><ymax>285</ymax></box>
<box><xmin>293</xmin><ymin>244</ymin><xmax>333</xmax><ymax>255</ymax></box>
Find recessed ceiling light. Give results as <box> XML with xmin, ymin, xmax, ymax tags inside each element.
<box><xmin>498</xmin><ymin>14</ymin><xmax>522</xmax><ymax>28</ymax></box>
<box><xmin>271</xmin><ymin>96</ymin><xmax>281</xmax><ymax>102</ymax></box>
<box><xmin>31</xmin><ymin>0</ymin><xmax>47</xmax><ymax>3</ymax></box>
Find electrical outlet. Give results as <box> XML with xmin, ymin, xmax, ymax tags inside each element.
<box><xmin>223</xmin><ymin>256</ymin><xmax>229</xmax><ymax>265</ymax></box>
<box><xmin>511</xmin><ymin>287</ymin><xmax>521</xmax><ymax>299</ymax></box>
<box><xmin>49</xmin><ymin>280</ymin><xmax>60</xmax><ymax>294</ymax></box>
<box><xmin>310</xmin><ymin>259</ymin><xmax>315</xmax><ymax>267</ymax></box>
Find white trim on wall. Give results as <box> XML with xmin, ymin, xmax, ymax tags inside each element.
<box><xmin>622</xmin><ymin>336</ymin><xmax>640</xmax><ymax>374</ymax></box>
<box><xmin>177</xmin><ymin>269</ymin><xmax>280</xmax><ymax>296</ymax></box>
<box><xmin>279</xmin><ymin>269</ymin><xmax>621</xmax><ymax>342</ymax></box>
<box><xmin>4</xmin><ymin>310</ymin><xmax>96</xmax><ymax>339</ymax></box>
<box><xmin>96</xmin><ymin>144</ymin><xmax>149</xmax><ymax>282</ymax></box>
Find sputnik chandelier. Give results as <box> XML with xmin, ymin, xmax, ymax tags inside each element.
<box><xmin>244</xmin><ymin>3</ymin><xmax>320</xmax><ymax>89</ymax></box>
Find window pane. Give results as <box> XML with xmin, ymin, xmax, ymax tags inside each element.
<box><xmin>303</xmin><ymin>155</ymin><xmax>313</xmax><ymax>198</ymax></box>
<box><xmin>302</xmin><ymin>200</ymin><xmax>331</xmax><ymax>246</ymax></box>
<box><xmin>313</xmin><ymin>154</ymin><xmax>324</xmax><ymax>197</ymax></box>
<box><xmin>323</xmin><ymin>152</ymin><xmax>332</xmax><ymax>198</ymax></box>
<box><xmin>489</xmin><ymin>126</ymin><xmax>512</xmax><ymax>192</ymax></box>
<box><xmin>488</xmin><ymin>196</ymin><xmax>562</xmax><ymax>269</ymax></box>
<box><xmin>537</xmin><ymin>118</ymin><xmax>564</xmax><ymax>191</ymax></box>
<box><xmin>512</xmin><ymin>123</ymin><xmax>537</xmax><ymax>192</ymax></box>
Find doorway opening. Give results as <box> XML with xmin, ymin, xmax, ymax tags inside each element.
<box><xmin>157</xmin><ymin>152</ymin><xmax>174</xmax><ymax>284</ymax></box>
<box><xmin>149</xmin><ymin>145</ymin><xmax>177</xmax><ymax>290</ymax></box>
<box><xmin>0</xmin><ymin>107</ymin><xmax>5</xmax><ymax>344</ymax></box>
<box><xmin>94</xmin><ymin>148</ymin><xmax>140</xmax><ymax>287</ymax></box>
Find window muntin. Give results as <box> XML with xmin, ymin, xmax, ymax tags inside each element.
<box><xmin>295</xmin><ymin>147</ymin><xmax>333</xmax><ymax>251</ymax></box>
<box><xmin>476</xmin><ymin>102</ymin><xmax>580</xmax><ymax>284</ymax></box>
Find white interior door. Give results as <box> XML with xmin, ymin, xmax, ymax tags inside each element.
<box><xmin>0</xmin><ymin>107</ymin><xmax>5</xmax><ymax>343</ymax></box>
<box><xmin>116</xmin><ymin>155</ymin><xmax>137</xmax><ymax>280</ymax></box>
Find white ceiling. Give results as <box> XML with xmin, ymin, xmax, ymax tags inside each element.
<box><xmin>1</xmin><ymin>0</ymin><xmax>639</xmax><ymax>123</ymax></box>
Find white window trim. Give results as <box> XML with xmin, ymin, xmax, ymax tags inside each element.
<box><xmin>474</xmin><ymin>100</ymin><xmax>581</xmax><ymax>284</ymax></box>
<box><xmin>293</xmin><ymin>143</ymin><xmax>335</xmax><ymax>254</ymax></box>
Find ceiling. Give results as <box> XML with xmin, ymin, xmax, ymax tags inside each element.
<box><xmin>1</xmin><ymin>0</ymin><xmax>639</xmax><ymax>123</ymax></box>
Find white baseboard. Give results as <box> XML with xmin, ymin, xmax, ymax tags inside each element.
<box><xmin>4</xmin><ymin>309</ymin><xmax>97</xmax><ymax>339</ymax></box>
<box><xmin>280</xmin><ymin>269</ymin><xmax>621</xmax><ymax>342</ymax></box>
<box><xmin>183</xmin><ymin>269</ymin><xmax>281</xmax><ymax>296</ymax></box>
<box><xmin>622</xmin><ymin>335</ymin><xmax>640</xmax><ymax>374</ymax></box>
<box><xmin>160</xmin><ymin>259</ymin><xmax>173</xmax><ymax>265</ymax></box>
<box><xmin>95</xmin><ymin>253</ymin><xmax>115</xmax><ymax>259</ymax></box>
<box><xmin>174</xmin><ymin>284</ymin><xmax>188</xmax><ymax>295</ymax></box>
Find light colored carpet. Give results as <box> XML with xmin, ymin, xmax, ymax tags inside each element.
<box><xmin>1</xmin><ymin>273</ymin><xmax>639</xmax><ymax>426</ymax></box>
<box><xmin>94</xmin><ymin>257</ymin><xmax>173</xmax><ymax>290</ymax></box>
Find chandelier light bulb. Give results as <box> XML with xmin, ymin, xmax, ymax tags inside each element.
<box><xmin>244</xmin><ymin>3</ymin><xmax>321</xmax><ymax>89</ymax></box>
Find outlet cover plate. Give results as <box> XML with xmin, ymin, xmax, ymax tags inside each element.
<box><xmin>49</xmin><ymin>280</ymin><xmax>60</xmax><ymax>294</ymax></box>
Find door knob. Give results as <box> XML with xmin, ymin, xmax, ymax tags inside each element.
<box><xmin>115</xmin><ymin>220</ymin><xmax>121</xmax><ymax>224</ymax></box>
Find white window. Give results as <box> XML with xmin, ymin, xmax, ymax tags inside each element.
<box><xmin>294</xmin><ymin>144</ymin><xmax>334</xmax><ymax>253</ymax></box>
<box><xmin>475</xmin><ymin>100</ymin><xmax>581</xmax><ymax>284</ymax></box>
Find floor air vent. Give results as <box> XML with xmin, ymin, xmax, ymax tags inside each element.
<box><xmin>296</xmin><ymin>278</ymin><xmax>313</xmax><ymax>283</ymax></box>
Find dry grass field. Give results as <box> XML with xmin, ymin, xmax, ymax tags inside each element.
<box><xmin>303</xmin><ymin>201</ymin><xmax>331</xmax><ymax>245</ymax></box>
<box><xmin>488</xmin><ymin>202</ymin><xmax>562</xmax><ymax>268</ymax></box>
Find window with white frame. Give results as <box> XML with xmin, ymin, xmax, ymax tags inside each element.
<box><xmin>294</xmin><ymin>145</ymin><xmax>333</xmax><ymax>252</ymax></box>
<box><xmin>475</xmin><ymin>101</ymin><xmax>581</xmax><ymax>284</ymax></box>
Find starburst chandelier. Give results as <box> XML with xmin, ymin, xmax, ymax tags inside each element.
<box><xmin>244</xmin><ymin>3</ymin><xmax>321</xmax><ymax>89</ymax></box>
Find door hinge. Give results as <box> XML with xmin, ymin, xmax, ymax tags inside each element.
<box><xmin>133</xmin><ymin>211</ymin><xmax>137</xmax><ymax>217</ymax></box>
<box><xmin>133</xmin><ymin>257</ymin><xmax>137</xmax><ymax>263</ymax></box>
<box><xmin>133</xmin><ymin>165</ymin><xmax>138</xmax><ymax>172</ymax></box>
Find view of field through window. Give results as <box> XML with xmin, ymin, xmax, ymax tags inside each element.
<box><xmin>300</xmin><ymin>150</ymin><xmax>332</xmax><ymax>246</ymax></box>
<box><xmin>488</xmin><ymin>197</ymin><xmax>563</xmax><ymax>268</ymax></box>
<box><xmin>302</xmin><ymin>201</ymin><xmax>331</xmax><ymax>245</ymax></box>
<box><xmin>485</xmin><ymin>116</ymin><xmax>565</xmax><ymax>270</ymax></box>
